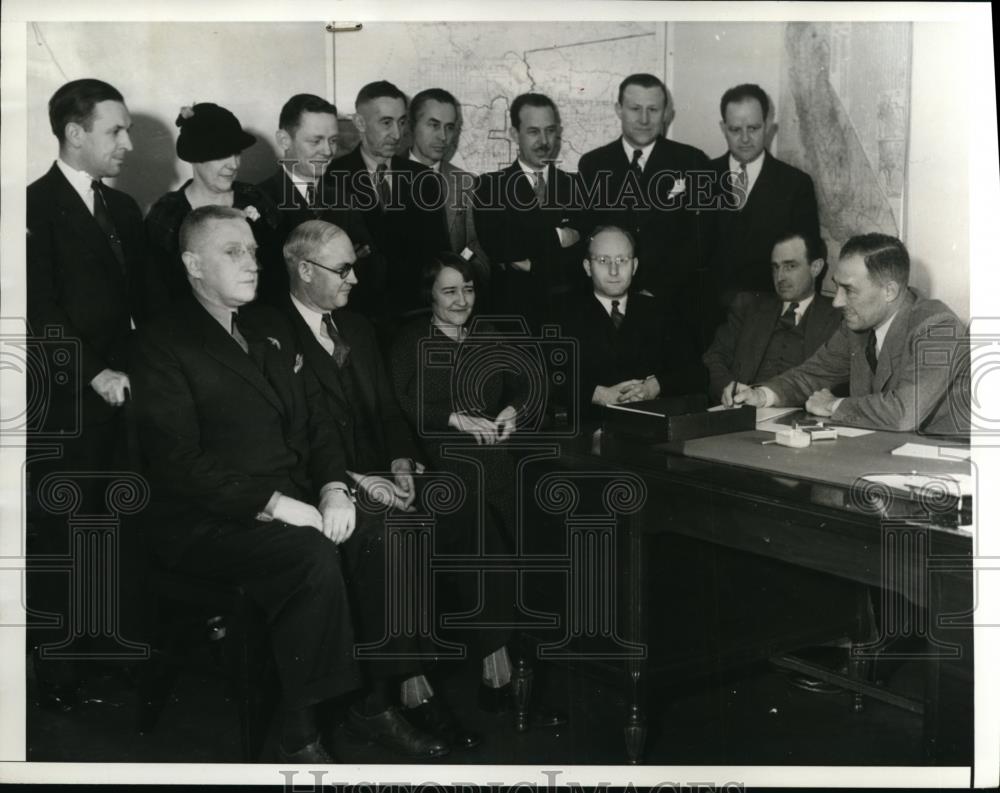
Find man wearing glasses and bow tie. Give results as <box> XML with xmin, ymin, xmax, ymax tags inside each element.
<box><xmin>558</xmin><ymin>225</ymin><xmax>706</xmax><ymax>421</ymax></box>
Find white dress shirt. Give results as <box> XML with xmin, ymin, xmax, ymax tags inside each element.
<box><xmin>56</xmin><ymin>158</ymin><xmax>98</xmax><ymax>214</ymax></box>
<box><xmin>782</xmin><ymin>293</ymin><xmax>815</xmax><ymax>327</ymax></box>
<box><xmin>728</xmin><ymin>151</ymin><xmax>765</xmax><ymax>198</ymax></box>
<box><xmin>621</xmin><ymin>138</ymin><xmax>656</xmax><ymax>172</ymax></box>
<box><xmin>290</xmin><ymin>292</ymin><xmax>338</xmax><ymax>356</ymax></box>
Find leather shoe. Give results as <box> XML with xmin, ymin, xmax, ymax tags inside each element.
<box><xmin>531</xmin><ymin>707</ymin><xmax>568</xmax><ymax>729</ymax></box>
<box><xmin>347</xmin><ymin>706</ymin><xmax>449</xmax><ymax>758</ymax></box>
<box><xmin>406</xmin><ymin>697</ymin><xmax>482</xmax><ymax>750</ymax></box>
<box><xmin>276</xmin><ymin>737</ymin><xmax>336</xmax><ymax>763</ymax></box>
<box><xmin>788</xmin><ymin>674</ymin><xmax>844</xmax><ymax>694</ymax></box>
<box><xmin>34</xmin><ymin>680</ymin><xmax>81</xmax><ymax>713</ymax></box>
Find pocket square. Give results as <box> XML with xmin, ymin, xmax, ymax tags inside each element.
<box><xmin>667</xmin><ymin>177</ymin><xmax>687</xmax><ymax>196</ymax></box>
<box><xmin>294</xmin><ymin>353</ymin><xmax>304</xmax><ymax>373</ymax></box>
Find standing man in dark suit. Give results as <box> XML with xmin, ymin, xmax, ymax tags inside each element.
<box><xmin>704</xmin><ymin>230</ymin><xmax>841</xmax><ymax>404</ymax></box>
<box><xmin>474</xmin><ymin>92</ymin><xmax>585</xmax><ymax>330</ymax></box>
<box><xmin>707</xmin><ymin>84</ymin><xmax>821</xmax><ymax>305</ymax></box>
<box><xmin>577</xmin><ymin>74</ymin><xmax>711</xmax><ymax>325</ymax></box>
<box><xmin>558</xmin><ymin>225</ymin><xmax>706</xmax><ymax>421</ymax></box>
<box><xmin>26</xmin><ymin>78</ymin><xmax>161</xmax><ymax>709</ymax></box>
<box><xmin>131</xmin><ymin>206</ymin><xmax>447</xmax><ymax>761</ymax></box>
<box><xmin>255</xmin><ymin>93</ymin><xmax>375</xmax><ymax>305</ymax></box>
<box><xmin>407</xmin><ymin>88</ymin><xmax>491</xmax><ymax>296</ymax></box>
<box><xmin>323</xmin><ymin>81</ymin><xmax>448</xmax><ymax>331</ymax></box>
<box><xmin>731</xmin><ymin>234</ymin><xmax>967</xmax><ymax>436</ymax></box>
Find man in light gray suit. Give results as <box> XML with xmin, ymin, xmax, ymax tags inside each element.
<box><xmin>730</xmin><ymin>233</ymin><xmax>968</xmax><ymax>436</ymax></box>
<box><xmin>407</xmin><ymin>88</ymin><xmax>490</xmax><ymax>292</ymax></box>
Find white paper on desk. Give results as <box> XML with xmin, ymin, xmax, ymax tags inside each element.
<box><xmin>827</xmin><ymin>426</ymin><xmax>875</xmax><ymax>437</ymax></box>
<box><xmin>891</xmin><ymin>442</ymin><xmax>972</xmax><ymax>462</ymax></box>
<box><xmin>862</xmin><ymin>473</ymin><xmax>973</xmax><ymax>497</ymax></box>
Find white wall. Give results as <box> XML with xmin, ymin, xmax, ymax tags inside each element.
<box><xmin>26</xmin><ymin>21</ymin><xmax>328</xmax><ymax>213</ymax></box>
<box><xmin>905</xmin><ymin>22</ymin><xmax>970</xmax><ymax>321</ymax></box>
<box><xmin>23</xmin><ymin>20</ymin><xmax>973</xmax><ymax>318</ymax></box>
<box><xmin>668</xmin><ymin>22</ymin><xmax>784</xmax><ymax>159</ymax></box>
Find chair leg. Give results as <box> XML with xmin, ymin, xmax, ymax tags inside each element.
<box><xmin>511</xmin><ymin>655</ymin><xmax>533</xmax><ymax>733</ymax></box>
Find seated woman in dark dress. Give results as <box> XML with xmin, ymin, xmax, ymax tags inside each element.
<box><xmin>390</xmin><ymin>254</ymin><xmax>527</xmax><ymax>713</ymax></box>
<box><xmin>145</xmin><ymin>102</ymin><xmax>279</xmax><ymax>301</ymax></box>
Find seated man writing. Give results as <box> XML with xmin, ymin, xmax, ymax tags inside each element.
<box><xmin>729</xmin><ymin>233</ymin><xmax>967</xmax><ymax>435</ymax></box>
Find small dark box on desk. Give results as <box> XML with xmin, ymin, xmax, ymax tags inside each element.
<box><xmin>602</xmin><ymin>395</ymin><xmax>755</xmax><ymax>442</ymax></box>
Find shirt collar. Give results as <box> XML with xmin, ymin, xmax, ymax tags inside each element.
<box><xmin>729</xmin><ymin>151</ymin><xmax>765</xmax><ymax>179</ymax></box>
<box><xmin>290</xmin><ymin>292</ymin><xmax>330</xmax><ymax>340</ymax></box>
<box><xmin>281</xmin><ymin>164</ymin><xmax>315</xmax><ymax>199</ymax></box>
<box><xmin>409</xmin><ymin>150</ymin><xmax>440</xmax><ymax>172</ymax></box>
<box><xmin>781</xmin><ymin>293</ymin><xmax>814</xmax><ymax>321</ymax></box>
<box><xmin>594</xmin><ymin>292</ymin><xmax>627</xmax><ymax>317</ymax></box>
<box><xmin>193</xmin><ymin>292</ymin><xmax>238</xmax><ymax>334</ymax></box>
<box><xmin>621</xmin><ymin>137</ymin><xmax>656</xmax><ymax>165</ymax></box>
<box><xmin>359</xmin><ymin>146</ymin><xmax>388</xmax><ymax>175</ymax></box>
<box><xmin>873</xmin><ymin>308</ymin><xmax>899</xmax><ymax>355</ymax></box>
<box><xmin>517</xmin><ymin>159</ymin><xmax>549</xmax><ymax>179</ymax></box>
<box><xmin>56</xmin><ymin>158</ymin><xmax>97</xmax><ymax>204</ymax></box>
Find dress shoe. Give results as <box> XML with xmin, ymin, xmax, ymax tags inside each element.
<box><xmin>276</xmin><ymin>737</ymin><xmax>336</xmax><ymax>763</ymax></box>
<box><xmin>347</xmin><ymin>706</ymin><xmax>449</xmax><ymax>758</ymax></box>
<box><xmin>406</xmin><ymin>697</ymin><xmax>482</xmax><ymax>750</ymax></box>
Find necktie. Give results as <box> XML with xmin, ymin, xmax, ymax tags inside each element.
<box><xmin>865</xmin><ymin>330</ymin><xmax>878</xmax><ymax>375</ymax></box>
<box><xmin>322</xmin><ymin>312</ymin><xmax>351</xmax><ymax>368</ymax></box>
<box><xmin>533</xmin><ymin>169</ymin><xmax>547</xmax><ymax>206</ymax></box>
<box><xmin>91</xmin><ymin>180</ymin><xmax>126</xmax><ymax>272</ymax></box>
<box><xmin>610</xmin><ymin>299</ymin><xmax>625</xmax><ymax>331</ymax></box>
<box><xmin>374</xmin><ymin>164</ymin><xmax>391</xmax><ymax>210</ymax></box>
<box><xmin>630</xmin><ymin>148</ymin><xmax>643</xmax><ymax>177</ymax></box>
<box><xmin>735</xmin><ymin>164</ymin><xmax>748</xmax><ymax>210</ymax></box>
<box><xmin>305</xmin><ymin>181</ymin><xmax>316</xmax><ymax>209</ymax></box>
<box><xmin>777</xmin><ymin>302</ymin><xmax>799</xmax><ymax>329</ymax></box>
<box><xmin>230</xmin><ymin>312</ymin><xmax>249</xmax><ymax>354</ymax></box>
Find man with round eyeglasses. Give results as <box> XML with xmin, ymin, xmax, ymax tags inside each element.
<box><xmin>558</xmin><ymin>225</ymin><xmax>706</xmax><ymax>420</ymax></box>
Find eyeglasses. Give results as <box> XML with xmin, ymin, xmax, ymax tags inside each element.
<box><xmin>590</xmin><ymin>255</ymin><xmax>633</xmax><ymax>268</ymax></box>
<box><xmin>303</xmin><ymin>258</ymin><xmax>355</xmax><ymax>279</ymax></box>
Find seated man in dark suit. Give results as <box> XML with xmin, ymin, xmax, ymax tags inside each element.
<box><xmin>558</xmin><ymin>225</ymin><xmax>706</xmax><ymax>421</ymax></box>
<box><xmin>279</xmin><ymin>220</ymin><xmax>524</xmax><ymax>750</ymax></box>
<box><xmin>474</xmin><ymin>92</ymin><xmax>585</xmax><ymax>330</ymax></box>
<box><xmin>731</xmin><ymin>233</ymin><xmax>967</xmax><ymax>435</ymax></box>
<box><xmin>255</xmin><ymin>93</ymin><xmax>374</xmax><ymax>304</ymax></box>
<box><xmin>704</xmin><ymin>229</ymin><xmax>841</xmax><ymax>404</ymax></box>
<box><xmin>131</xmin><ymin>206</ymin><xmax>361</xmax><ymax>763</ymax></box>
<box><xmin>323</xmin><ymin>80</ymin><xmax>448</xmax><ymax>330</ymax></box>
<box><xmin>131</xmin><ymin>206</ymin><xmax>448</xmax><ymax>762</ymax></box>
<box><xmin>707</xmin><ymin>83</ymin><xmax>821</xmax><ymax>306</ymax></box>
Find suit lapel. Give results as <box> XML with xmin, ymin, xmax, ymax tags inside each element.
<box><xmin>873</xmin><ymin>293</ymin><xmax>915</xmax><ymax>392</ymax></box>
<box><xmin>744</xmin><ymin>295</ymin><xmax>782</xmax><ymax>379</ymax></box>
<box><xmin>286</xmin><ymin>302</ymin><xmax>351</xmax><ymax>411</ymax></box>
<box><xmin>335</xmin><ymin>316</ymin><xmax>377</xmax><ymax>409</ymax></box>
<box><xmin>197</xmin><ymin>306</ymin><xmax>286</xmax><ymax>416</ymax></box>
<box><xmin>49</xmin><ymin>166</ymin><xmax>127</xmax><ymax>280</ymax></box>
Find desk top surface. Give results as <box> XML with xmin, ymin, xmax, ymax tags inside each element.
<box><xmin>676</xmin><ymin>428</ymin><xmax>969</xmax><ymax>490</ymax></box>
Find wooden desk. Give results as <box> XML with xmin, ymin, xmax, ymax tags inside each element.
<box><xmin>556</xmin><ymin>423</ymin><xmax>973</xmax><ymax>764</ymax></box>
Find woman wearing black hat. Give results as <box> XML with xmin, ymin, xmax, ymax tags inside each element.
<box><xmin>146</xmin><ymin>102</ymin><xmax>279</xmax><ymax>302</ymax></box>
